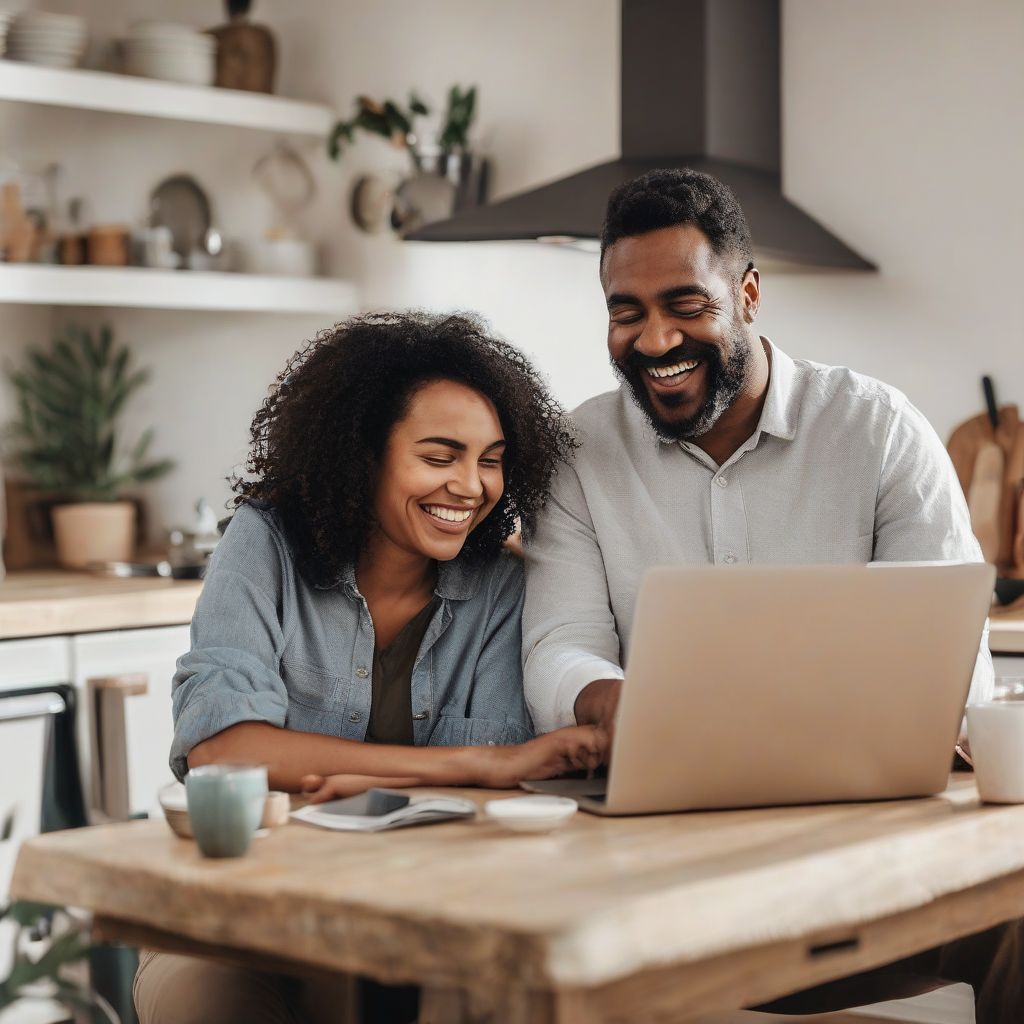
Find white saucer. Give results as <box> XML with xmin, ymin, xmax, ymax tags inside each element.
<box><xmin>483</xmin><ymin>795</ymin><xmax>578</xmax><ymax>833</ymax></box>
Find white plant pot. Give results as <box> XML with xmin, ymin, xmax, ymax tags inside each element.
<box><xmin>51</xmin><ymin>501</ymin><xmax>135</xmax><ymax>569</ymax></box>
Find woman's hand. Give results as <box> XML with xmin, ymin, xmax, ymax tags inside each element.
<box><xmin>300</xmin><ymin>773</ymin><xmax>421</xmax><ymax>804</ymax></box>
<box><xmin>473</xmin><ymin>725</ymin><xmax>609</xmax><ymax>789</ymax></box>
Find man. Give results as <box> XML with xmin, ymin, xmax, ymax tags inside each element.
<box><xmin>522</xmin><ymin>168</ymin><xmax>1015</xmax><ymax>1019</ymax></box>
<box><xmin>523</xmin><ymin>167</ymin><xmax>992</xmax><ymax>737</ymax></box>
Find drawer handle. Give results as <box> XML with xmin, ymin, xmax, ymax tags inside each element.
<box><xmin>0</xmin><ymin>693</ymin><xmax>66</xmax><ymax>723</ymax></box>
<box><xmin>807</xmin><ymin>936</ymin><xmax>860</xmax><ymax>958</ymax></box>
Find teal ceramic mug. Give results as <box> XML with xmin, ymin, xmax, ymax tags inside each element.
<box><xmin>185</xmin><ymin>764</ymin><xmax>268</xmax><ymax>858</ymax></box>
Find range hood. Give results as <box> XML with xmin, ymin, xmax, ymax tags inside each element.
<box><xmin>407</xmin><ymin>0</ymin><xmax>875</xmax><ymax>272</ymax></box>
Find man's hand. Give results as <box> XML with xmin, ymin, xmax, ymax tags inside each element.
<box><xmin>574</xmin><ymin>678</ymin><xmax>623</xmax><ymax>735</ymax></box>
<box><xmin>472</xmin><ymin>726</ymin><xmax>608</xmax><ymax>789</ymax></box>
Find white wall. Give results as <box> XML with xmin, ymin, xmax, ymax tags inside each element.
<box><xmin>2</xmin><ymin>0</ymin><xmax>1021</xmax><ymax>541</ymax></box>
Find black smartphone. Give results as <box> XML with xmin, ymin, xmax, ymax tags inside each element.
<box><xmin>315</xmin><ymin>789</ymin><xmax>411</xmax><ymax>817</ymax></box>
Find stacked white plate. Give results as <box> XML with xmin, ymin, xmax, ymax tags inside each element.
<box><xmin>124</xmin><ymin>21</ymin><xmax>215</xmax><ymax>87</ymax></box>
<box><xmin>0</xmin><ymin>11</ymin><xmax>14</xmax><ymax>58</ymax></box>
<box><xmin>6</xmin><ymin>11</ymin><xmax>87</xmax><ymax>68</ymax></box>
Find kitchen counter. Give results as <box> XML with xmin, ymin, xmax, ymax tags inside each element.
<box><xmin>0</xmin><ymin>571</ymin><xmax>202</xmax><ymax>640</ymax></box>
<box><xmin>991</xmin><ymin>604</ymin><xmax>1024</xmax><ymax>654</ymax></box>
<box><xmin>1</xmin><ymin>567</ymin><xmax>1022</xmax><ymax>652</ymax></box>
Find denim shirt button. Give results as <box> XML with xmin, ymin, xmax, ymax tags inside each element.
<box><xmin>349</xmin><ymin>712</ymin><xmax>362</xmax><ymax>723</ymax></box>
<box><xmin>412</xmin><ymin>711</ymin><xmax>428</xmax><ymax>721</ymax></box>
<box><xmin>355</xmin><ymin>666</ymin><xmax>369</xmax><ymax>679</ymax></box>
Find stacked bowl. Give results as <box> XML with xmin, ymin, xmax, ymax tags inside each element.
<box><xmin>124</xmin><ymin>21</ymin><xmax>216</xmax><ymax>87</ymax></box>
<box><xmin>0</xmin><ymin>11</ymin><xmax>14</xmax><ymax>57</ymax></box>
<box><xmin>6</xmin><ymin>11</ymin><xmax>87</xmax><ymax>68</ymax></box>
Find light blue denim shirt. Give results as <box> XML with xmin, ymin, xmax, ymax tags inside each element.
<box><xmin>170</xmin><ymin>503</ymin><xmax>532</xmax><ymax>779</ymax></box>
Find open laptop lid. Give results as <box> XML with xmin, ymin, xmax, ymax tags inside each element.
<box><xmin>602</xmin><ymin>562</ymin><xmax>994</xmax><ymax>815</ymax></box>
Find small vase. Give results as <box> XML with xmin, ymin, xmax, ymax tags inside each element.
<box><xmin>391</xmin><ymin>147</ymin><xmax>490</xmax><ymax>236</ymax></box>
<box><xmin>51</xmin><ymin>501</ymin><xmax>136</xmax><ymax>569</ymax></box>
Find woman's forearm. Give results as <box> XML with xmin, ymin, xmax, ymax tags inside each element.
<box><xmin>186</xmin><ymin>721</ymin><xmax>479</xmax><ymax>792</ymax></box>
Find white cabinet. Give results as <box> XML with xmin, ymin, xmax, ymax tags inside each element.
<box><xmin>71</xmin><ymin>625</ymin><xmax>189</xmax><ymax>818</ymax></box>
<box><xmin>0</xmin><ymin>635</ymin><xmax>72</xmax><ymax>691</ymax></box>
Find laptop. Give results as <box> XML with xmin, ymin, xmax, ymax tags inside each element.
<box><xmin>524</xmin><ymin>562</ymin><xmax>995</xmax><ymax>815</ymax></box>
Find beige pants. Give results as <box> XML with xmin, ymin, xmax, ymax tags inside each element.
<box><xmin>133</xmin><ymin>950</ymin><xmax>358</xmax><ymax>1024</ymax></box>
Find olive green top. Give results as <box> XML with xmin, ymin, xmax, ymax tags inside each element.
<box><xmin>365</xmin><ymin>599</ymin><xmax>438</xmax><ymax>746</ymax></box>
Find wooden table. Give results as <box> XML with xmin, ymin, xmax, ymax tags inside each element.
<box><xmin>12</xmin><ymin>778</ymin><xmax>1024</xmax><ymax>1023</ymax></box>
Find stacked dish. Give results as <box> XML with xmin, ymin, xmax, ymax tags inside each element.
<box><xmin>0</xmin><ymin>11</ymin><xmax>14</xmax><ymax>58</ymax></box>
<box><xmin>124</xmin><ymin>21</ymin><xmax>216</xmax><ymax>87</ymax></box>
<box><xmin>5</xmin><ymin>11</ymin><xmax>87</xmax><ymax>68</ymax></box>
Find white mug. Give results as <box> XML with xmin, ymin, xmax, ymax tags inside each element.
<box><xmin>966</xmin><ymin>702</ymin><xmax>1024</xmax><ymax>803</ymax></box>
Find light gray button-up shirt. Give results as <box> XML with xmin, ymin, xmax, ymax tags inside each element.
<box><xmin>523</xmin><ymin>341</ymin><xmax>992</xmax><ymax>733</ymax></box>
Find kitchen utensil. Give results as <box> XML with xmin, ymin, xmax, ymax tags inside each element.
<box><xmin>208</xmin><ymin>0</ymin><xmax>277</xmax><ymax>93</ymax></box>
<box><xmin>6</xmin><ymin>11</ymin><xmax>86</xmax><ymax>68</ymax></box>
<box><xmin>236</xmin><ymin>237</ymin><xmax>317</xmax><ymax>276</ymax></box>
<box><xmin>123</xmin><ymin>20</ymin><xmax>216</xmax><ymax>86</ymax></box>
<box><xmin>968</xmin><ymin>441</ymin><xmax>1003</xmax><ymax>563</ymax></box>
<box><xmin>996</xmin><ymin>576</ymin><xmax>1024</xmax><ymax>606</ymax></box>
<box><xmin>149</xmin><ymin>174</ymin><xmax>212</xmax><ymax>264</ymax></box>
<box><xmin>86</xmin><ymin>224</ymin><xmax>131</xmax><ymax>266</ymax></box>
<box><xmin>89</xmin><ymin>560</ymin><xmax>172</xmax><ymax>578</ymax></box>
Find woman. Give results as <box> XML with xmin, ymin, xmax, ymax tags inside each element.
<box><xmin>136</xmin><ymin>313</ymin><xmax>603</xmax><ymax>1024</ymax></box>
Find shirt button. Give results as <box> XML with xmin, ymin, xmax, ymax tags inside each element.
<box><xmin>412</xmin><ymin>711</ymin><xmax>429</xmax><ymax>721</ymax></box>
<box><xmin>355</xmin><ymin>666</ymin><xmax>369</xmax><ymax>679</ymax></box>
<box><xmin>349</xmin><ymin>712</ymin><xmax>362</xmax><ymax>723</ymax></box>
<box><xmin>723</xmin><ymin>552</ymin><xmax>738</xmax><ymax>564</ymax></box>
<box><xmin>716</xmin><ymin>476</ymin><xmax>729</xmax><ymax>488</ymax></box>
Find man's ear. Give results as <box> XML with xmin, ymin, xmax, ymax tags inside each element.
<box><xmin>740</xmin><ymin>267</ymin><xmax>761</xmax><ymax>323</ymax></box>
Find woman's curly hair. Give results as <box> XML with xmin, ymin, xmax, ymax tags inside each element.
<box><xmin>233</xmin><ymin>311</ymin><xmax>577</xmax><ymax>587</ymax></box>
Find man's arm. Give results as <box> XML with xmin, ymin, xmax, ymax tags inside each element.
<box><xmin>873</xmin><ymin>397</ymin><xmax>994</xmax><ymax>706</ymax></box>
<box><xmin>523</xmin><ymin>460</ymin><xmax>625</xmax><ymax>733</ymax></box>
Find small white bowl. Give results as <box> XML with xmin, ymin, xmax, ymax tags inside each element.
<box><xmin>483</xmin><ymin>795</ymin><xmax>578</xmax><ymax>834</ymax></box>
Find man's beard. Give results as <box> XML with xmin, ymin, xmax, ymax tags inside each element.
<box><xmin>612</xmin><ymin>325</ymin><xmax>751</xmax><ymax>442</ymax></box>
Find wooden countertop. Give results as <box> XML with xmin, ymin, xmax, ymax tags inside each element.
<box><xmin>0</xmin><ymin>566</ymin><xmax>1021</xmax><ymax>652</ymax></box>
<box><xmin>0</xmin><ymin>570</ymin><xmax>202</xmax><ymax>639</ymax></box>
<box><xmin>990</xmin><ymin>604</ymin><xmax>1024</xmax><ymax>654</ymax></box>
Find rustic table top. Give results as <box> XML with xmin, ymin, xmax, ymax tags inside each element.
<box><xmin>13</xmin><ymin>777</ymin><xmax>1024</xmax><ymax>1010</ymax></box>
<box><xmin>0</xmin><ymin>570</ymin><xmax>202</xmax><ymax>639</ymax></box>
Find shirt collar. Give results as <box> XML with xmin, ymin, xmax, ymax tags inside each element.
<box><xmin>756</xmin><ymin>339</ymin><xmax>799</xmax><ymax>441</ymax></box>
<box><xmin>328</xmin><ymin>558</ymin><xmax>481</xmax><ymax>601</ymax></box>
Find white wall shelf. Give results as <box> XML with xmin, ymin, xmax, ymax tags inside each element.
<box><xmin>0</xmin><ymin>60</ymin><xmax>334</xmax><ymax>136</ymax></box>
<box><xmin>0</xmin><ymin>264</ymin><xmax>358</xmax><ymax>315</ymax></box>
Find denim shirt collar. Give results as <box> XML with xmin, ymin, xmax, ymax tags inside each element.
<box><xmin>323</xmin><ymin>558</ymin><xmax>482</xmax><ymax>602</ymax></box>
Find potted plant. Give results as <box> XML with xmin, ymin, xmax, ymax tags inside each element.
<box><xmin>0</xmin><ymin>900</ymin><xmax>117</xmax><ymax>1022</ymax></box>
<box><xmin>329</xmin><ymin>85</ymin><xmax>487</xmax><ymax>235</ymax></box>
<box><xmin>4</xmin><ymin>325</ymin><xmax>174</xmax><ymax>569</ymax></box>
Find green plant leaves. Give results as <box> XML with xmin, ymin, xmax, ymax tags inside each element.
<box><xmin>327</xmin><ymin>84</ymin><xmax>479</xmax><ymax>161</ymax></box>
<box><xmin>3</xmin><ymin>325</ymin><xmax>175</xmax><ymax>500</ymax></box>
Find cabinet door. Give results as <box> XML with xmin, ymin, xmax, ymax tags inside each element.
<box><xmin>0</xmin><ymin>635</ymin><xmax>72</xmax><ymax>692</ymax></box>
<box><xmin>72</xmin><ymin>625</ymin><xmax>190</xmax><ymax>818</ymax></box>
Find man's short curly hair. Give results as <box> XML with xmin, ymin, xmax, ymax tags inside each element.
<box><xmin>601</xmin><ymin>168</ymin><xmax>754</xmax><ymax>275</ymax></box>
<box><xmin>232</xmin><ymin>311</ymin><xmax>576</xmax><ymax>588</ymax></box>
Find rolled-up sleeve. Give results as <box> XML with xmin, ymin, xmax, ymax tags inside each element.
<box><xmin>169</xmin><ymin>508</ymin><xmax>292</xmax><ymax>779</ymax></box>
